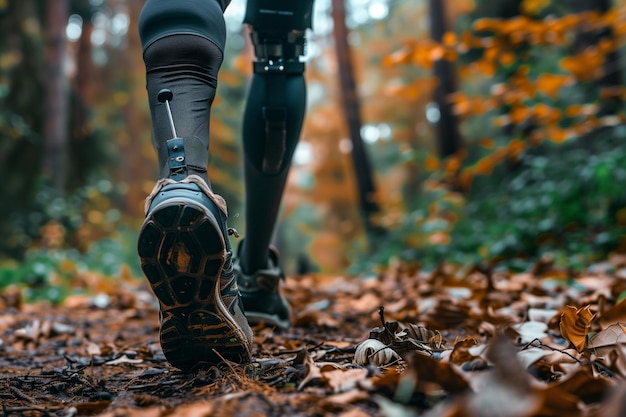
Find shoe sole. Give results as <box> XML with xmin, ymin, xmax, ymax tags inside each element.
<box><xmin>241</xmin><ymin>310</ymin><xmax>291</xmax><ymax>330</ymax></box>
<box><xmin>137</xmin><ymin>197</ymin><xmax>251</xmax><ymax>371</ymax></box>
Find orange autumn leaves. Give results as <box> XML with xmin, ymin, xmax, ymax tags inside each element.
<box><xmin>385</xmin><ymin>11</ymin><xmax>619</xmax><ymax>78</ymax></box>
<box><xmin>423</xmin><ymin>138</ymin><xmax>525</xmax><ymax>190</ymax></box>
<box><xmin>388</xmin><ymin>6</ymin><xmax>626</xmax><ymax>191</ymax></box>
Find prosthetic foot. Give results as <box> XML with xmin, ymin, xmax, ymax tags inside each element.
<box><xmin>235</xmin><ymin>242</ymin><xmax>291</xmax><ymax>329</ymax></box>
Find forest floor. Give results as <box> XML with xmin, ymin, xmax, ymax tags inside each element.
<box><xmin>2</xmin><ymin>255</ymin><xmax>626</xmax><ymax>417</ymax></box>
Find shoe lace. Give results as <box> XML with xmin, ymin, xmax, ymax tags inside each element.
<box><xmin>228</xmin><ymin>228</ymin><xmax>240</xmax><ymax>238</ymax></box>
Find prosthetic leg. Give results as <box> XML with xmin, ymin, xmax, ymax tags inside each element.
<box><xmin>235</xmin><ymin>0</ymin><xmax>315</xmax><ymax>329</ymax></box>
<box><xmin>136</xmin><ymin>0</ymin><xmax>253</xmax><ymax>371</ymax></box>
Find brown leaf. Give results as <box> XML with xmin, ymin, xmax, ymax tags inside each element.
<box><xmin>321</xmin><ymin>368</ymin><xmax>369</xmax><ymax>393</ymax></box>
<box><xmin>351</xmin><ymin>293</ymin><xmax>381</xmax><ymax>314</ymax></box>
<box><xmin>599</xmin><ymin>298</ymin><xmax>626</xmax><ymax>329</ymax></box>
<box><xmin>535</xmin><ymin>387</ymin><xmax>581</xmax><ymax>417</ymax></box>
<box><xmin>409</xmin><ymin>352</ymin><xmax>470</xmax><ymax>394</ymax></box>
<box><xmin>371</xmin><ymin>366</ymin><xmax>403</xmax><ymax>392</ymax></box>
<box><xmin>463</xmin><ymin>335</ymin><xmax>541</xmax><ymax>417</ymax></box>
<box><xmin>589</xmin><ymin>322</ymin><xmax>626</xmax><ymax>357</ymax></box>
<box><xmin>74</xmin><ymin>401</ymin><xmax>112</xmax><ymax>415</ymax></box>
<box><xmin>0</xmin><ymin>287</ymin><xmax>22</xmax><ymax>310</ymax></box>
<box><xmin>107</xmin><ymin>407</ymin><xmax>163</xmax><ymax>417</ymax></box>
<box><xmin>589</xmin><ymin>385</ymin><xmax>626</xmax><ymax>417</ymax></box>
<box><xmin>548</xmin><ymin>366</ymin><xmax>612</xmax><ymax>405</ymax></box>
<box><xmin>320</xmin><ymin>389</ymin><xmax>369</xmax><ymax>406</ymax></box>
<box><xmin>450</xmin><ymin>337</ymin><xmax>479</xmax><ymax>366</ymax></box>
<box><xmin>296</xmin><ymin>349</ymin><xmax>323</xmax><ymax>391</ymax></box>
<box><xmin>559</xmin><ymin>305</ymin><xmax>595</xmax><ymax>352</ymax></box>
<box><xmin>335</xmin><ymin>410</ymin><xmax>372</xmax><ymax>417</ymax></box>
<box><xmin>423</xmin><ymin>298</ymin><xmax>470</xmax><ymax>329</ymax></box>
<box><xmin>405</xmin><ymin>323</ymin><xmax>435</xmax><ymax>342</ymax></box>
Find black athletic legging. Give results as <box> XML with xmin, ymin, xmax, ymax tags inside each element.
<box><xmin>138</xmin><ymin>0</ymin><xmax>313</xmax><ymax>273</ymax></box>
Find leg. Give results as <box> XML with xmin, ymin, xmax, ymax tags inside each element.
<box><xmin>136</xmin><ymin>0</ymin><xmax>252</xmax><ymax>371</ymax></box>
<box><xmin>139</xmin><ymin>0</ymin><xmax>229</xmax><ymax>183</ymax></box>
<box><xmin>235</xmin><ymin>0</ymin><xmax>314</xmax><ymax>328</ymax></box>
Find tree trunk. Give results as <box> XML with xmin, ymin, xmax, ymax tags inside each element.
<box><xmin>331</xmin><ymin>0</ymin><xmax>380</xmax><ymax>228</ymax></box>
<box><xmin>43</xmin><ymin>0</ymin><xmax>69</xmax><ymax>190</ymax></box>
<box><xmin>428</xmin><ymin>0</ymin><xmax>462</xmax><ymax>159</ymax></box>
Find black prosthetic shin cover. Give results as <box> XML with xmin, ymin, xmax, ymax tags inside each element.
<box><xmin>139</xmin><ymin>0</ymin><xmax>227</xmax><ymax>183</ymax></box>
<box><xmin>238</xmin><ymin>0</ymin><xmax>314</xmax><ymax>273</ymax></box>
<box><xmin>244</xmin><ymin>0</ymin><xmax>314</xmax><ymax>31</ymax></box>
<box><xmin>240</xmin><ymin>74</ymin><xmax>306</xmax><ymax>272</ymax></box>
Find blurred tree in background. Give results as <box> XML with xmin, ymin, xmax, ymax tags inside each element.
<box><xmin>2</xmin><ymin>0</ymin><xmax>626</xmax><ymax>298</ymax></box>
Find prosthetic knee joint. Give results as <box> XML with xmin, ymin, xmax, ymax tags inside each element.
<box><xmin>244</xmin><ymin>0</ymin><xmax>314</xmax><ymax>175</ymax></box>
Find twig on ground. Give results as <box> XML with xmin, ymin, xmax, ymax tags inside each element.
<box><xmin>10</xmin><ymin>386</ymin><xmax>35</xmax><ymax>403</ymax></box>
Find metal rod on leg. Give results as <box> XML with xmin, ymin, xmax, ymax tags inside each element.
<box><xmin>164</xmin><ymin>101</ymin><xmax>177</xmax><ymax>139</ymax></box>
<box><xmin>157</xmin><ymin>89</ymin><xmax>178</xmax><ymax>139</ymax></box>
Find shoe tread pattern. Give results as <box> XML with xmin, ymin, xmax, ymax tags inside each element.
<box><xmin>138</xmin><ymin>200</ymin><xmax>251</xmax><ymax>371</ymax></box>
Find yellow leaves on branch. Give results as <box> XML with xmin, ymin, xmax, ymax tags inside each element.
<box><xmin>471</xmin><ymin>140</ymin><xmax>524</xmax><ymax>176</ymax></box>
<box><xmin>386</xmin><ymin>10</ymin><xmax>624</xmax><ymax>77</ymax></box>
<box><xmin>448</xmin><ymin>86</ymin><xmax>625</xmax><ymax>136</ymax></box>
<box><xmin>472</xmin><ymin>12</ymin><xmax>612</xmax><ymax>46</ymax></box>
<box><xmin>448</xmin><ymin>72</ymin><xmax>574</xmax><ymax>120</ymax></box>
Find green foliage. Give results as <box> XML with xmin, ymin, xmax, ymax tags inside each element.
<box><xmin>355</xmin><ymin>125</ymin><xmax>626</xmax><ymax>273</ymax></box>
<box><xmin>457</xmin><ymin>126</ymin><xmax>626</xmax><ymax>265</ymax></box>
<box><xmin>0</xmin><ymin>228</ymin><xmax>141</xmax><ymax>303</ymax></box>
<box><xmin>0</xmin><ymin>176</ymin><xmax>127</xmax><ymax>258</ymax></box>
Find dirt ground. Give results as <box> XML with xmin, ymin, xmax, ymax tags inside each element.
<box><xmin>2</xmin><ymin>258</ymin><xmax>626</xmax><ymax>416</ymax></box>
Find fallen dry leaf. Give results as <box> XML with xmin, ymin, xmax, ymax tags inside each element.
<box><xmin>4</xmin><ymin>250</ymin><xmax>626</xmax><ymax>416</ymax></box>
<box><xmin>408</xmin><ymin>351</ymin><xmax>470</xmax><ymax>394</ymax></box>
<box><xmin>296</xmin><ymin>349</ymin><xmax>323</xmax><ymax>391</ymax></box>
<box><xmin>598</xmin><ymin>298</ymin><xmax>626</xmax><ymax>329</ymax></box>
<box><xmin>322</xmin><ymin>368</ymin><xmax>369</xmax><ymax>393</ymax></box>
<box><xmin>589</xmin><ymin>322</ymin><xmax>626</xmax><ymax>357</ymax></box>
<box><xmin>464</xmin><ymin>335</ymin><xmax>541</xmax><ymax>417</ymax></box>
<box><xmin>559</xmin><ymin>305</ymin><xmax>595</xmax><ymax>352</ymax></box>
<box><xmin>449</xmin><ymin>337</ymin><xmax>479</xmax><ymax>365</ymax></box>
<box><xmin>354</xmin><ymin>339</ymin><xmax>400</xmax><ymax>366</ymax></box>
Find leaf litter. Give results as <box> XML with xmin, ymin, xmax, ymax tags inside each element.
<box><xmin>2</xmin><ymin>255</ymin><xmax>626</xmax><ymax>416</ymax></box>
